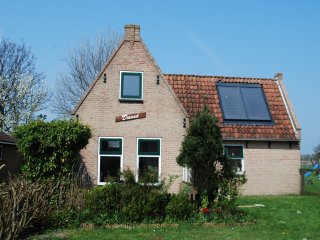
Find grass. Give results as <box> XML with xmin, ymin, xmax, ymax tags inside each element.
<box><xmin>30</xmin><ymin>195</ymin><xmax>319</xmax><ymax>240</ymax></box>
<box><xmin>304</xmin><ymin>174</ymin><xmax>320</xmax><ymax>193</ymax></box>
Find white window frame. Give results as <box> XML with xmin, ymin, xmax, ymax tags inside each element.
<box><xmin>136</xmin><ymin>137</ymin><xmax>161</xmax><ymax>184</ymax></box>
<box><xmin>119</xmin><ymin>71</ymin><xmax>144</xmax><ymax>101</ymax></box>
<box><xmin>182</xmin><ymin>167</ymin><xmax>191</xmax><ymax>183</ymax></box>
<box><xmin>224</xmin><ymin>144</ymin><xmax>245</xmax><ymax>174</ymax></box>
<box><xmin>0</xmin><ymin>145</ymin><xmax>2</xmax><ymax>160</ymax></box>
<box><xmin>97</xmin><ymin>137</ymin><xmax>124</xmax><ymax>185</ymax></box>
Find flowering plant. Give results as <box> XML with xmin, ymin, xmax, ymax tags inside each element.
<box><xmin>201</xmin><ymin>207</ymin><xmax>210</xmax><ymax>214</ymax></box>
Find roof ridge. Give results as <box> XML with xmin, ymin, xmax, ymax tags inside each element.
<box><xmin>164</xmin><ymin>73</ymin><xmax>274</xmax><ymax>81</ymax></box>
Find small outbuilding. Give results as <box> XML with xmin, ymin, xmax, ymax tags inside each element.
<box><xmin>0</xmin><ymin>132</ymin><xmax>22</xmax><ymax>181</ymax></box>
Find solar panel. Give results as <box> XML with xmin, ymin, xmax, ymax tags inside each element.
<box><xmin>218</xmin><ymin>86</ymin><xmax>247</xmax><ymax>120</ymax></box>
<box><xmin>217</xmin><ymin>83</ymin><xmax>272</xmax><ymax>123</ymax></box>
<box><xmin>241</xmin><ymin>87</ymin><xmax>271</xmax><ymax>121</ymax></box>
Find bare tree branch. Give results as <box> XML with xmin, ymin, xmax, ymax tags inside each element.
<box><xmin>52</xmin><ymin>30</ymin><xmax>122</xmax><ymax>117</ymax></box>
<box><xmin>0</xmin><ymin>39</ymin><xmax>49</xmax><ymax>132</ymax></box>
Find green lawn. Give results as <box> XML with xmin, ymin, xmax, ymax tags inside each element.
<box><xmin>30</xmin><ymin>195</ymin><xmax>319</xmax><ymax>240</ymax></box>
<box><xmin>304</xmin><ymin>174</ymin><xmax>320</xmax><ymax>193</ymax></box>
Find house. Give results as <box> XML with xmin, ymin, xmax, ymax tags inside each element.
<box><xmin>72</xmin><ymin>24</ymin><xmax>301</xmax><ymax>195</ymax></box>
<box><xmin>0</xmin><ymin>132</ymin><xmax>22</xmax><ymax>181</ymax></box>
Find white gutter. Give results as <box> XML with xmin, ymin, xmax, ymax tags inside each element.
<box><xmin>274</xmin><ymin>75</ymin><xmax>300</xmax><ymax>138</ymax></box>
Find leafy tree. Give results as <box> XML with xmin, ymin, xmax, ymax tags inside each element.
<box><xmin>0</xmin><ymin>39</ymin><xmax>48</xmax><ymax>132</ymax></box>
<box><xmin>177</xmin><ymin>106</ymin><xmax>238</xmax><ymax>205</ymax></box>
<box><xmin>53</xmin><ymin>31</ymin><xmax>121</xmax><ymax>116</ymax></box>
<box><xmin>13</xmin><ymin>119</ymin><xmax>91</xmax><ymax>181</ymax></box>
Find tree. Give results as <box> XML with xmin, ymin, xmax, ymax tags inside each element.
<box><xmin>13</xmin><ymin>119</ymin><xmax>92</xmax><ymax>181</ymax></box>
<box><xmin>0</xmin><ymin>39</ymin><xmax>48</xmax><ymax>132</ymax></box>
<box><xmin>313</xmin><ymin>144</ymin><xmax>320</xmax><ymax>162</ymax></box>
<box><xmin>53</xmin><ymin>31</ymin><xmax>122</xmax><ymax>116</ymax></box>
<box><xmin>177</xmin><ymin>106</ymin><xmax>238</xmax><ymax>205</ymax></box>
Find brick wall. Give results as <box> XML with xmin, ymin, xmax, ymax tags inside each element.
<box><xmin>0</xmin><ymin>144</ymin><xmax>22</xmax><ymax>180</ymax></box>
<box><xmin>225</xmin><ymin>140</ymin><xmax>301</xmax><ymax>195</ymax></box>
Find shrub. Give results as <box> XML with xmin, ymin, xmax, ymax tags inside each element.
<box><xmin>165</xmin><ymin>186</ymin><xmax>194</xmax><ymax>221</ymax></box>
<box><xmin>0</xmin><ymin>176</ymin><xmax>58</xmax><ymax>240</ymax></box>
<box><xmin>84</xmin><ymin>169</ymin><xmax>171</xmax><ymax>224</ymax></box>
<box><xmin>177</xmin><ymin>105</ymin><xmax>244</xmax><ymax>208</ymax></box>
<box><xmin>13</xmin><ymin>119</ymin><xmax>91</xmax><ymax>181</ymax></box>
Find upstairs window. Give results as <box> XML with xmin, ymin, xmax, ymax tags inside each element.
<box><xmin>217</xmin><ymin>83</ymin><xmax>272</xmax><ymax>124</ymax></box>
<box><xmin>120</xmin><ymin>71</ymin><xmax>143</xmax><ymax>100</ymax></box>
<box><xmin>98</xmin><ymin>137</ymin><xmax>123</xmax><ymax>184</ymax></box>
<box><xmin>137</xmin><ymin>138</ymin><xmax>161</xmax><ymax>184</ymax></box>
<box><xmin>224</xmin><ymin>145</ymin><xmax>244</xmax><ymax>174</ymax></box>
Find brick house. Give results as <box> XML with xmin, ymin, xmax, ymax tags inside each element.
<box><xmin>0</xmin><ymin>132</ymin><xmax>22</xmax><ymax>181</ymax></box>
<box><xmin>72</xmin><ymin>24</ymin><xmax>301</xmax><ymax>195</ymax></box>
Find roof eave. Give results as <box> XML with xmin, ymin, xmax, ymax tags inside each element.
<box><xmin>223</xmin><ymin>137</ymin><xmax>299</xmax><ymax>142</ymax></box>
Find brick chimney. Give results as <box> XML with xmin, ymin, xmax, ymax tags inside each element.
<box><xmin>124</xmin><ymin>24</ymin><xmax>141</xmax><ymax>42</ymax></box>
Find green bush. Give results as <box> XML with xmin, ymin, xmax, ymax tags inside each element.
<box><xmin>13</xmin><ymin>119</ymin><xmax>91</xmax><ymax>181</ymax></box>
<box><xmin>165</xmin><ymin>186</ymin><xmax>194</xmax><ymax>221</ymax></box>
<box><xmin>84</xmin><ymin>169</ymin><xmax>171</xmax><ymax>224</ymax></box>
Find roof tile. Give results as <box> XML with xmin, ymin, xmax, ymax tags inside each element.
<box><xmin>165</xmin><ymin>74</ymin><xmax>296</xmax><ymax>141</ymax></box>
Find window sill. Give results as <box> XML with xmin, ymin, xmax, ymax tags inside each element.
<box><xmin>119</xmin><ymin>99</ymin><xmax>144</xmax><ymax>104</ymax></box>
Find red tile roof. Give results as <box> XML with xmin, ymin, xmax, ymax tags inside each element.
<box><xmin>165</xmin><ymin>74</ymin><xmax>296</xmax><ymax>141</ymax></box>
<box><xmin>0</xmin><ymin>132</ymin><xmax>15</xmax><ymax>144</ymax></box>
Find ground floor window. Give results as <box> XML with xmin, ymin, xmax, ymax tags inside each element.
<box><xmin>137</xmin><ymin>138</ymin><xmax>161</xmax><ymax>183</ymax></box>
<box><xmin>98</xmin><ymin>137</ymin><xmax>123</xmax><ymax>184</ymax></box>
<box><xmin>182</xmin><ymin>167</ymin><xmax>191</xmax><ymax>183</ymax></box>
<box><xmin>224</xmin><ymin>145</ymin><xmax>244</xmax><ymax>174</ymax></box>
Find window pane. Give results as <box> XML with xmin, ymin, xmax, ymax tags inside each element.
<box><xmin>218</xmin><ymin>86</ymin><xmax>247</xmax><ymax>120</ymax></box>
<box><xmin>225</xmin><ymin>146</ymin><xmax>243</xmax><ymax>158</ymax></box>
<box><xmin>230</xmin><ymin>159</ymin><xmax>243</xmax><ymax>173</ymax></box>
<box><xmin>100</xmin><ymin>156</ymin><xmax>121</xmax><ymax>182</ymax></box>
<box><xmin>241</xmin><ymin>87</ymin><xmax>271</xmax><ymax>121</ymax></box>
<box><xmin>139</xmin><ymin>139</ymin><xmax>160</xmax><ymax>155</ymax></box>
<box><xmin>122</xmin><ymin>73</ymin><xmax>141</xmax><ymax>98</ymax></box>
<box><xmin>138</xmin><ymin>157</ymin><xmax>159</xmax><ymax>183</ymax></box>
<box><xmin>100</xmin><ymin>139</ymin><xmax>121</xmax><ymax>155</ymax></box>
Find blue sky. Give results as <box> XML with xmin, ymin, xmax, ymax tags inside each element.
<box><xmin>1</xmin><ymin>0</ymin><xmax>319</xmax><ymax>154</ymax></box>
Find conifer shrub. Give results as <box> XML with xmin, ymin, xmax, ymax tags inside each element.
<box><xmin>177</xmin><ymin>105</ymin><xmax>246</xmax><ymax>211</ymax></box>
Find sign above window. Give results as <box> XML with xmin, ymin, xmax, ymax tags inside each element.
<box><xmin>115</xmin><ymin>112</ymin><xmax>146</xmax><ymax>122</ymax></box>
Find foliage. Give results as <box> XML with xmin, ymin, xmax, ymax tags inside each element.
<box><xmin>313</xmin><ymin>144</ymin><xmax>320</xmax><ymax>162</ymax></box>
<box><xmin>0</xmin><ymin>176</ymin><xmax>58</xmax><ymax>240</ymax></box>
<box><xmin>53</xmin><ymin>30</ymin><xmax>121</xmax><ymax>116</ymax></box>
<box><xmin>0</xmin><ymin>38</ymin><xmax>48</xmax><ymax>132</ymax></box>
<box><xmin>176</xmin><ymin>105</ymin><xmax>238</xmax><ymax>205</ymax></box>
<box><xmin>83</xmin><ymin>169</ymin><xmax>171</xmax><ymax>224</ymax></box>
<box><xmin>31</xmin><ymin>196</ymin><xmax>320</xmax><ymax>240</ymax></box>
<box><xmin>165</xmin><ymin>186</ymin><xmax>194</xmax><ymax>221</ymax></box>
<box><xmin>13</xmin><ymin>119</ymin><xmax>91</xmax><ymax>181</ymax></box>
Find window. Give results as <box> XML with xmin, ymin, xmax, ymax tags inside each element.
<box><xmin>137</xmin><ymin>138</ymin><xmax>161</xmax><ymax>183</ymax></box>
<box><xmin>98</xmin><ymin>137</ymin><xmax>123</xmax><ymax>184</ymax></box>
<box><xmin>217</xmin><ymin>83</ymin><xmax>272</xmax><ymax>124</ymax></box>
<box><xmin>120</xmin><ymin>71</ymin><xmax>143</xmax><ymax>100</ymax></box>
<box><xmin>0</xmin><ymin>145</ymin><xmax>2</xmax><ymax>160</ymax></box>
<box><xmin>224</xmin><ymin>145</ymin><xmax>244</xmax><ymax>174</ymax></box>
<box><xmin>182</xmin><ymin>167</ymin><xmax>191</xmax><ymax>183</ymax></box>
